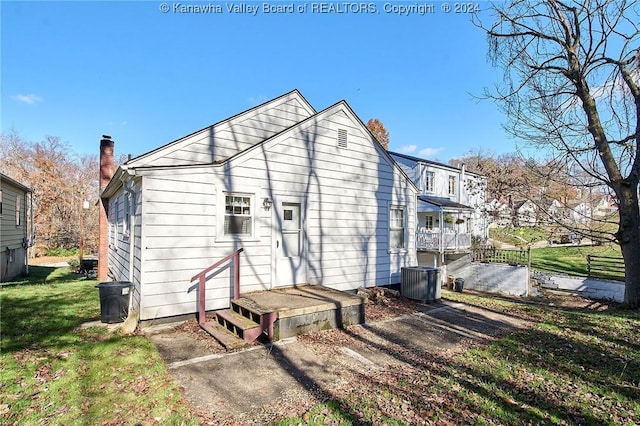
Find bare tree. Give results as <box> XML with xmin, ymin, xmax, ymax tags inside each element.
<box><xmin>478</xmin><ymin>0</ymin><xmax>639</xmax><ymax>306</ymax></box>
<box><xmin>366</xmin><ymin>118</ymin><xmax>390</xmax><ymax>150</ymax></box>
<box><xmin>0</xmin><ymin>132</ymin><xmax>100</xmax><ymax>256</ymax></box>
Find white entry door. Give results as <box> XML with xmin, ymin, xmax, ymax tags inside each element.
<box><xmin>276</xmin><ymin>201</ymin><xmax>305</xmax><ymax>286</ymax></box>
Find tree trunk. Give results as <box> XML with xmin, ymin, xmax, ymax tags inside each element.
<box><xmin>617</xmin><ymin>185</ymin><xmax>640</xmax><ymax>308</ymax></box>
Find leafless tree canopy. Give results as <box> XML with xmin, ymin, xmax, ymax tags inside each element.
<box><xmin>477</xmin><ymin>0</ymin><xmax>640</xmax><ymax>306</ymax></box>
<box><xmin>1</xmin><ymin>132</ymin><xmax>100</xmax><ymax>256</ymax></box>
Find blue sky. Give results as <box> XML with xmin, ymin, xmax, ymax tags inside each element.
<box><xmin>1</xmin><ymin>1</ymin><xmax>514</xmax><ymax>162</ymax></box>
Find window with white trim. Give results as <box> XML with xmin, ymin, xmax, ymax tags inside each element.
<box><xmin>423</xmin><ymin>171</ymin><xmax>435</xmax><ymax>193</ymax></box>
<box><xmin>390</xmin><ymin>207</ymin><xmax>405</xmax><ymax>249</ymax></box>
<box><xmin>0</xmin><ymin>190</ymin><xmax>3</xmax><ymax>216</ymax></box>
<box><xmin>425</xmin><ymin>215</ymin><xmax>434</xmax><ymax>230</ymax></box>
<box><xmin>224</xmin><ymin>193</ymin><xmax>252</xmax><ymax>236</ymax></box>
<box><xmin>448</xmin><ymin>175</ymin><xmax>457</xmax><ymax>196</ymax></box>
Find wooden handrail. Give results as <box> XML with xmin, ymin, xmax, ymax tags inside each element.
<box><xmin>191</xmin><ymin>248</ymin><xmax>244</xmax><ymax>326</ymax></box>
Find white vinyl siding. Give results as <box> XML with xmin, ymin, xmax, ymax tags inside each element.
<box><xmin>114</xmin><ymin>101</ymin><xmax>417</xmax><ymax>320</ymax></box>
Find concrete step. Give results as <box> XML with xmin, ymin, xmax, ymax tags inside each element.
<box><xmin>215</xmin><ymin>309</ymin><xmax>263</xmax><ymax>342</ymax></box>
<box><xmin>200</xmin><ymin>321</ymin><xmax>247</xmax><ymax>350</ymax></box>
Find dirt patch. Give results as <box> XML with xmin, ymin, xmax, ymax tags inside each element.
<box><xmin>29</xmin><ymin>256</ymin><xmax>74</xmax><ymax>266</ymax></box>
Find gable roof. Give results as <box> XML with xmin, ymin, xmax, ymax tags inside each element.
<box><xmin>103</xmin><ymin>91</ymin><xmax>419</xmax><ymax>197</ymax></box>
<box><xmin>197</xmin><ymin>99</ymin><xmax>420</xmax><ymax>194</ymax></box>
<box><xmin>125</xmin><ymin>89</ymin><xmax>316</xmax><ymax>169</ymax></box>
<box><xmin>0</xmin><ymin>173</ymin><xmax>32</xmax><ymax>193</ymax></box>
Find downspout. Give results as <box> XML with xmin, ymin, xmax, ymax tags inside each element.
<box><xmin>120</xmin><ymin>171</ymin><xmax>136</xmax><ymax>315</ymax></box>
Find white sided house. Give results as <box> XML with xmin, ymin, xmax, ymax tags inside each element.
<box><xmin>99</xmin><ymin>90</ymin><xmax>418</xmax><ymax>323</ymax></box>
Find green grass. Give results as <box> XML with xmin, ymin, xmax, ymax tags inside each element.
<box><xmin>2</xmin><ymin>267</ymin><xmax>638</xmax><ymax>425</ymax></box>
<box><xmin>0</xmin><ymin>267</ymin><xmax>198</xmax><ymax>425</ymax></box>
<box><xmin>278</xmin><ymin>292</ymin><xmax>640</xmax><ymax>425</ymax></box>
<box><xmin>531</xmin><ymin>244</ymin><xmax>623</xmax><ymax>279</ymax></box>
<box><xmin>490</xmin><ymin>227</ymin><xmax>550</xmax><ymax>246</ymax></box>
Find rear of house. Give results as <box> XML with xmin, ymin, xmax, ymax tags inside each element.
<box><xmin>0</xmin><ymin>174</ymin><xmax>33</xmax><ymax>282</ymax></box>
<box><xmin>100</xmin><ymin>90</ymin><xmax>418</xmax><ymax>323</ymax></box>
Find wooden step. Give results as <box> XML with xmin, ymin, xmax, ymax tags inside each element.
<box><xmin>215</xmin><ymin>309</ymin><xmax>263</xmax><ymax>342</ymax></box>
<box><xmin>200</xmin><ymin>321</ymin><xmax>247</xmax><ymax>350</ymax></box>
<box><xmin>232</xmin><ymin>297</ymin><xmax>274</xmax><ymax>323</ymax></box>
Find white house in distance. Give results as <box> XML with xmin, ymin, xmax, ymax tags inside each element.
<box><xmin>99</xmin><ymin>90</ymin><xmax>419</xmax><ymax>323</ymax></box>
<box><xmin>0</xmin><ymin>173</ymin><xmax>33</xmax><ymax>282</ymax></box>
<box><xmin>389</xmin><ymin>152</ymin><xmax>488</xmax><ymax>270</ymax></box>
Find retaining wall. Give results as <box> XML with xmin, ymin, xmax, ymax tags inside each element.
<box><xmin>532</xmin><ymin>271</ymin><xmax>625</xmax><ymax>302</ymax></box>
<box><xmin>446</xmin><ymin>254</ymin><xmax>530</xmax><ymax>296</ymax></box>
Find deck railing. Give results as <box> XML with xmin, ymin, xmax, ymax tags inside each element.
<box><xmin>416</xmin><ymin>230</ymin><xmax>472</xmax><ymax>251</ymax></box>
<box><xmin>472</xmin><ymin>247</ymin><xmax>530</xmax><ymax>266</ymax></box>
<box><xmin>190</xmin><ymin>248</ymin><xmax>244</xmax><ymax>326</ymax></box>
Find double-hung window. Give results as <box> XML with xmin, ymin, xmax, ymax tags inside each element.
<box><xmin>425</xmin><ymin>215</ymin><xmax>434</xmax><ymax>230</ymax></box>
<box><xmin>424</xmin><ymin>171</ymin><xmax>435</xmax><ymax>193</ymax></box>
<box><xmin>448</xmin><ymin>175</ymin><xmax>457</xmax><ymax>196</ymax></box>
<box><xmin>390</xmin><ymin>206</ymin><xmax>405</xmax><ymax>250</ymax></box>
<box><xmin>224</xmin><ymin>194</ymin><xmax>252</xmax><ymax>236</ymax></box>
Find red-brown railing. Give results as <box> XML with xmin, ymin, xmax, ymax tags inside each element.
<box><xmin>191</xmin><ymin>248</ymin><xmax>244</xmax><ymax>326</ymax></box>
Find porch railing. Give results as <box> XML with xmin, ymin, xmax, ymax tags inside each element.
<box><xmin>190</xmin><ymin>248</ymin><xmax>244</xmax><ymax>326</ymax></box>
<box><xmin>416</xmin><ymin>230</ymin><xmax>472</xmax><ymax>251</ymax></box>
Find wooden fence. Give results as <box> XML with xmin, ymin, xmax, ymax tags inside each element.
<box><xmin>472</xmin><ymin>247</ymin><xmax>531</xmax><ymax>266</ymax></box>
<box><xmin>587</xmin><ymin>255</ymin><xmax>625</xmax><ymax>281</ymax></box>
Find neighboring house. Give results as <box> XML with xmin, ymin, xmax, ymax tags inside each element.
<box><xmin>389</xmin><ymin>152</ymin><xmax>488</xmax><ymax>272</ymax></box>
<box><xmin>485</xmin><ymin>198</ymin><xmax>513</xmax><ymax>228</ymax></box>
<box><xmin>570</xmin><ymin>201</ymin><xmax>592</xmax><ymax>224</ymax></box>
<box><xmin>0</xmin><ymin>174</ymin><xmax>33</xmax><ymax>282</ymax></box>
<box><xmin>99</xmin><ymin>90</ymin><xmax>419</xmax><ymax>323</ymax></box>
<box><xmin>513</xmin><ymin>199</ymin><xmax>538</xmax><ymax>227</ymax></box>
<box><xmin>593</xmin><ymin>195</ymin><xmax>617</xmax><ymax>218</ymax></box>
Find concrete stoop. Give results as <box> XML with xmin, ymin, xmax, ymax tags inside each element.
<box><xmin>202</xmin><ymin>285</ymin><xmax>366</xmax><ymax>349</ymax></box>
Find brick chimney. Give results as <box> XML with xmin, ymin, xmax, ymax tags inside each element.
<box><xmin>98</xmin><ymin>135</ymin><xmax>115</xmax><ymax>282</ymax></box>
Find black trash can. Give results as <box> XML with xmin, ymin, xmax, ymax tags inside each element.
<box><xmin>96</xmin><ymin>281</ymin><xmax>132</xmax><ymax>323</ymax></box>
<box><xmin>454</xmin><ymin>278</ymin><xmax>465</xmax><ymax>293</ymax></box>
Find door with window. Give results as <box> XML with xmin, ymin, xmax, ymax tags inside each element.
<box><xmin>276</xmin><ymin>200</ymin><xmax>305</xmax><ymax>286</ymax></box>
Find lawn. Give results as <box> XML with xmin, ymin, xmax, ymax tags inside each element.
<box><xmin>278</xmin><ymin>292</ymin><xmax>640</xmax><ymax>425</ymax></box>
<box><xmin>0</xmin><ymin>266</ymin><xmax>198</xmax><ymax>425</ymax></box>
<box><xmin>2</xmin><ymin>267</ymin><xmax>638</xmax><ymax>425</ymax></box>
<box><xmin>530</xmin><ymin>244</ymin><xmax>623</xmax><ymax>279</ymax></box>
